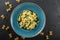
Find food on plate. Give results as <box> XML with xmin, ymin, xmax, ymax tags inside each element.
<box><xmin>17</xmin><ymin>10</ymin><xmax>39</xmax><ymax>30</ymax></box>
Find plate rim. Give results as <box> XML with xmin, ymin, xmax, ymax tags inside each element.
<box><xmin>10</xmin><ymin>2</ymin><xmax>46</xmax><ymax>38</ymax></box>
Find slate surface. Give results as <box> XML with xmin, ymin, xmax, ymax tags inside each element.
<box><xmin>0</xmin><ymin>0</ymin><xmax>60</xmax><ymax>40</ymax></box>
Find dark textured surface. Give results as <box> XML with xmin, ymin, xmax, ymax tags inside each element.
<box><xmin>0</xmin><ymin>0</ymin><xmax>60</xmax><ymax>40</ymax></box>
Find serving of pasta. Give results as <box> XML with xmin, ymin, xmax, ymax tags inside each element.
<box><xmin>17</xmin><ymin>10</ymin><xmax>39</xmax><ymax>30</ymax></box>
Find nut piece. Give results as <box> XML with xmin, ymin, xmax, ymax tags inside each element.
<box><xmin>21</xmin><ymin>36</ymin><xmax>25</xmax><ymax>40</ymax></box>
<box><xmin>6</xmin><ymin>26</ymin><xmax>9</xmax><ymax>31</ymax></box>
<box><xmin>1</xmin><ymin>15</ymin><xmax>5</xmax><ymax>19</ymax></box>
<box><xmin>2</xmin><ymin>25</ymin><xmax>6</xmax><ymax>30</ymax></box>
<box><xmin>16</xmin><ymin>0</ymin><xmax>21</xmax><ymax>3</ymax></box>
<box><xmin>9</xmin><ymin>4</ymin><xmax>13</xmax><ymax>9</ymax></box>
<box><xmin>46</xmin><ymin>35</ymin><xmax>49</xmax><ymax>40</ymax></box>
<box><xmin>8</xmin><ymin>33</ymin><xmax>12</xmax><ymax>38</ymax></box>
<box><xmin>5</xmin><ymin>1</ymin><xmax>10</xmax><ymax>6</ymax></box>
<box><xmin>49</xmin><ymin>31</ymin><xmax>53</xmax><ymax>36</ymax></box>
<box><xmin>14</xmin><ymin>37</ymin><xmax>19</xmax><ymax>40</ymax></box>
<box><xmin>40</xmin><ymin>32</ymin><xmax>44</xmax><ymax>35</ymax></box>
<box><xmin>6</xmin><ymin>8</ymin><xmax>11</xmax><ymax>12</ymax></box>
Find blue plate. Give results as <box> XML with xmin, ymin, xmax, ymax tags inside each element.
<box><xmin>11</xmin><ymin>2</ymin><xmax>46</xmax><ymax>38</ymax></box>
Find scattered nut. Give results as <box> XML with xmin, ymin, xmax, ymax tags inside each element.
<box><xmin>14</xmin><ymin>37</ymin><xmax>19</xmax><ymax>40</ymax></box>
<box><xmin>6</xmin><ymin>26</ymin><xmax>9</xmax><ymax>31</ymax></box>
<box><xmin>5</xmin><ymin>1</ymin><xmax>14</xmax><ymax>12</ymax></box>
<box><xmin>21</xmin><ymin>36</ymin><xmax>25</xmax><ymax>40</ymax></box>
<box><xmin>5</xmin><ymin>1</ymin><xmax>10</xmax><ymax>6</ymax></box>
<box><xmin>46</xmin><ymin>35</ymin><xmax>49</xmax><ymax>40</ymax></box>
<box><xmin>8</xmin><ymin>33</ymin><xmax>12</xmax><ymax>38</ymax></box>
<box><xmin>2</xmin><ymin>25</ymin><xmax>6</xmax><ymax>30</ymax></box>
<box><xmin>9</xmin><ymin>4</ymin><xmax>13</xmax><ymax>9</ymax></box>
<box><xmin>49</xmin><ymin>31</ymin><xmax>53</xmax><ymax>36</ymax></box>
<box><xmin>6</xmin><ymin>8</ymin><xmax>11</xmax><ymax>12</ymax></box>
<box><xmin>1</xmin><ymin>15</ymin><xmax>5</xmax><ymax>19</ymax></box>
<box><xmin>16</xmin><ymin>0</ymin><xmax>21</xmax><ymax>3</ymax></box>
<box><xmin>40</xmin><ymin>32</ymin><xmax>44</xmax><ymax>35</ymax></box>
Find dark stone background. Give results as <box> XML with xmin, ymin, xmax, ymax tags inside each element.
<box><xmin>0</xmin><ymin>0</ymin><xmax>60</xmax><ymax>40</ymax></box>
